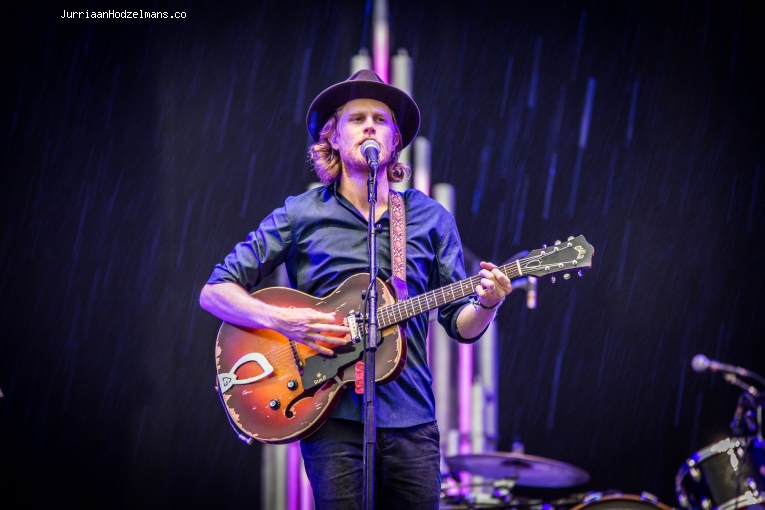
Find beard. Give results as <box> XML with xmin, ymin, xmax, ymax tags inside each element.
<box><xmin>341</xmin><ymin>142</ymin><xmax>396</xmax><ymax>174</ymax></box>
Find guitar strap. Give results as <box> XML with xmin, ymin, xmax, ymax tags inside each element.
<box><xmin>355</xmin><ymin>189</ymin><xmax>406</xmax><ymax>395</ymax></box>
<box><xmin>388</xmin><ymin>190</ymin><xmax>406</xmax><ymax>283</ymax></box>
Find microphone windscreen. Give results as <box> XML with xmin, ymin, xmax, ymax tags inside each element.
<box><xmin>360</xmin><ymin>139</ymin><xmax>380</xmax><ymax>157</ymax></box>
<box><xmin>691</xmin><ymin>354</ymin><xmax>709</xmax><ymax>373</ymax></box>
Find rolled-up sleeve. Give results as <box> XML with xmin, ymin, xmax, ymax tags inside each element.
<box><xmin>434</xmin><ymin>214</ymin><xmax>483</xmax><ymax>343</ymax></box>
<box><xmin>207</xmin><ymin>203</ymin><xmax>293</xmax><ymax>292</ymax></box>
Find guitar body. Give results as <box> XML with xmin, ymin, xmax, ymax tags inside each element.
<box><xmin>212</xmin><ymin>234</ymin><xmax>595</xmax><ymax>445</ymax></box>
<box><xmin>215</xmin><ymin>273</ymin><xmax>406</xmax><ymax>444</ymax></box>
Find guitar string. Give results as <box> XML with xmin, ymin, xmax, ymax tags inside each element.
<box><xmin>381</xmin><ymin>245</ymin><xmax>586</xmax><ymax>326</ymax></box>
<box><xmin>372</xmin><ymin>242</ymin><xmax>581</xmax><ymax>328</ymax></box>
<box><xmin>238</xmin><ymin>262</ymin><xmax>510</xmax><ymax>365</ymax></box>
<box><xmin>381</xmin><ymin>254</ymin><xmax>532</xmax><ymax>327</ymax></box>
<box><xmin>233</xmin><ymin>246</ymin><xmax>586</xmax><ymax>368</ymax></box>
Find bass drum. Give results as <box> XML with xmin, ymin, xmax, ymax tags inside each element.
<box><xmin>676</xmin><ymin>437</ymin><xmax>765</xmax><ymax>510</ymax></box>
<box><xmin>570</xmin><ymin>492</ymin><xmax>673</xmax><ymax>510</ymax></box>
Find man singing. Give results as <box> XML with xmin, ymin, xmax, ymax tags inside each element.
<box><xmin>200</xmin><ymin>69</ymin><xmax>512</xmax><ymax>509</ymax></box>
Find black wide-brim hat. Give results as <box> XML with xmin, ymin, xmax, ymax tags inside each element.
<box><xmin>306</xmin><ymin>69</ymin><xmax>420</xmax><ymax>148</ymax></box>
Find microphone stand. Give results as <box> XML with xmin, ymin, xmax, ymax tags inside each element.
<box><xmin>724</xmin><ymin>373</ymin><xmax>764</xmax><ymax>441</ymax></box>
<box><xmin>363</xmin><ymin>157</ymin><xmax>380</xmax><ymax>510</ymax></box>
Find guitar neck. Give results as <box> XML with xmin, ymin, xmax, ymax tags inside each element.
<box><xmin>378</xmin><ymin>261</ymin><xmax>522</xmax><ymax>328</ymax></box>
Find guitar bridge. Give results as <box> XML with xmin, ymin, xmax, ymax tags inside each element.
<box><xmin>289</xmin><ymin>339</ymin><xmax>304</xmax><ymax>371</ymax></box>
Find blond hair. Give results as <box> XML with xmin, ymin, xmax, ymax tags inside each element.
<box><xmin>308</xmin><ymin>110</ymin><xmax>411</xmax><ymax>184</ymax></box>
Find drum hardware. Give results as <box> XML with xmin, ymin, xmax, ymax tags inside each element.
<box><xmin>730</xmin><ymin>385</ymin><xmax>764</xmax><ymax>439</ymax></box>
<box><xmin>676</xmin><ymin>436</ymin><xmax>765</xmax><ymax>510</ymax></box>
<box><xmin>691</xmin><ymin>354</ymin><xmax>765</xmax><ymax>441</ymax></box>
<box><xmin>679</xmin><ymin>355</ymin><xmax>765</xmax><ymax>510</ymax></box>
<box><xmin>439</xmin><ymin>488</ymin><xmax>549</xmax><ymax>510</ymax></box>
<box><xmin>580</xmin><ymin>491</ymin><xmax>660</xmax><ymax>506</ymax></box>
<box><xmin>569</xmin><ymin>492</ymin><xmax>673</xmax><ymax>510</ymax></box>
<box><xmin>441</xmin><ymin>478</ymin><xmax>517</xmax><ymax>494</ymax></box>
<box><xmin>446</xmin><ymin>451</ymin><xmax>590</xmax><ymax>488</ymax></box>
<box><xmin>441</xmin><ymin>478</ymin><xmax>519</xmax><ymax>507</ymax></box>
<box><xmin>439</xmin><ymin>472</ymin><xmax>588</xmax><ymax>509</ymax></box>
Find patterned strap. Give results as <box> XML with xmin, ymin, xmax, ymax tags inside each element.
<box><xmin>355</xmin><ymin>190</ymin><xmax>406</xmax><ymax>396</ymax></box>
<box><xmin>389</xmin><ymin>190</ymin><xmax>406</xmax><ymax>282</ymax></box>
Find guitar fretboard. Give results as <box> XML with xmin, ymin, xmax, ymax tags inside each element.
<box><xmin>377</xmin><ymin>262</ymin><xmax>522</xmax><ymax>328</ymax></box>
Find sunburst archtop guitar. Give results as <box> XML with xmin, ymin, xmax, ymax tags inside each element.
<box><xmin>214</xmin><ymin>235</ymin><xmax>594</xmax><ymax>444</ymax></box>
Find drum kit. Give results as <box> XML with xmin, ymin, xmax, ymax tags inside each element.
<box><xmin>442</xmin><ymin>356</ymin><xmax>765</xmax><ymax>510</ymax></box>
<box><xmin>675</xmin><ymin>356</ymin><xmax>765</xmax><ymax>510</ymax></box>
<box><xmin>441</xmin><ymin>450</ymin><xmax>671</xmax><ymax>510</ymax></box>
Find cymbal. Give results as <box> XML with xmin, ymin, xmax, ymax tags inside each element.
<box><xmin>446</xmin><ymin>452</ymin><xmax>590</xmax><ymax>488</ymax></box>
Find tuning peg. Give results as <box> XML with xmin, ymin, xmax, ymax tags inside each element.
<box><xmin>541</xmin><ymin>244</ymin><xmax>547</xmax><ymax>249</ymax></box>
<box><xmin>554</xmin><ymin>240</ymin><xmax>561</xmax><ymax>245</ymax></box>
<box><xmin>578</xmin><ymin>270</ymin><xmax>583</xmax><ymax>277</ymax></box>
<box><xmin>567</xmin><ymin>236</ymin><xmax>574</xmax><ymax>241</ymax></box>
<box><xmin>551</xmin><ymin>276</ymin><xmax>556</xmax><ymax>284</ymax></box>
<box><xmin>563</xmin><ymin>273</ymin><xmax>571</xmax><ymax>280</ymax></box>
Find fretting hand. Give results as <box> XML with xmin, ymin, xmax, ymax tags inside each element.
<box><xmin>474</xmin><ymin>261</ymin><xmax>512</xmax><ymax>309</ymax></box>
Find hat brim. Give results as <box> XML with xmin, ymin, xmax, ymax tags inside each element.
<box><xmin>306</xmin><ymin>77</ymin><xmax>420</xmax><ymax>148</ymax></box>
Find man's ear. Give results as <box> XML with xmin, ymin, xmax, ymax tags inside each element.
<box><xmin>329</xmin><ymin>133</ymin><xmax>339</xmax><ymax>150</ymax></box>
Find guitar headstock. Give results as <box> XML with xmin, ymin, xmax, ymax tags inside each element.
<box><xmin>520</xmin><ymin>235</ymin><xmax>594</xmax><ymax>281</ymax></box>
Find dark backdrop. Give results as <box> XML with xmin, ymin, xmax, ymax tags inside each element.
<box><xmin>2</xmin><ymin>1</ymin><xmax>764</xmax><ymax>508</ymax></box>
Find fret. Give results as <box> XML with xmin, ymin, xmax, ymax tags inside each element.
<box><xmin>378</xmin><ymin>261</ymin><xmax>519</xmax><ymax>328</ymax></box>
<box><xmin>376</xmin><ymin>254</ymin><xmax>578</xmax><ymax>328</ymax></box>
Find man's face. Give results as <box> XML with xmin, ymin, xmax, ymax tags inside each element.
<box><xmin>331</xmin><ymin>98</ymin><xmax>401</xmax><ymax>172</ymax></box>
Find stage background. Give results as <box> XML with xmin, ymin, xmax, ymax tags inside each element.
<box><xmin>2</xmin><ymin>1</ymin><xmax>763</xmax><ymax>507</ymax></box>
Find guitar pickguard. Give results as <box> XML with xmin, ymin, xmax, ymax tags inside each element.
<box><xmin>301</xmin><ymin>340</ymin><xmax>362</xmax><ymax>391</ymax></box>
<box><xmin>300</xmin><ymin>329</ymin><xmax>386</xmax><ymax>392</ymax></box>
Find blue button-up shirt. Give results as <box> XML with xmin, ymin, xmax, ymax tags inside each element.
<box><xmin>207</xmin><ymin>183</ymin><xmax>477</xmax><ymax>428</ymax></box>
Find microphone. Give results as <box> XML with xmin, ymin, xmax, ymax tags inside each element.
<box><xmin>360</xmin><ymin>140</ymin><xmax>380</xmax><ymax>172</ymax></box>
<box><xmin>692</xmin><ymin>354</ymin><xmax>745</xmax><ymax>376</ymax></box>
<box><xmin>692</xmin><ymin>354</ymin><xmax>765</xmax><ymax>386</ymax></box>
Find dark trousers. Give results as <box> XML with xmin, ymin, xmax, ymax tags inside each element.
<box><xmin>300</xmin><ymin>418</ymin><xmax>442</xmax><ymax>510</ymax></box>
